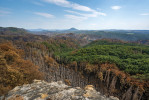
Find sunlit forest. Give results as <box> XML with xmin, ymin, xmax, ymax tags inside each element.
<box><xmin>0</xmin><ymin>27</ymin><xmax>148</xmax><ymax>100</ymax></box>
<box><xmin>0</xmin><ymin>0</ymin><xmax>149</xmax><ymax>99</ymax></box>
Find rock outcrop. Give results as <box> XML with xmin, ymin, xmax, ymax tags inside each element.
<box><xmin>1</xmin><ymin>80</ymin><xmax>119</xmax><ymax>100</ymax></box>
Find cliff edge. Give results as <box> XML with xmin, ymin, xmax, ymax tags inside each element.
<box><xmin>1</xmin><ymin>80</ymin><xmax>119</xmax><ymax>100</ymax></box>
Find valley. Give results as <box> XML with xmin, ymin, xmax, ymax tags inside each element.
<box><xmin>0</xmin><ymin>27</ymin><xmax>149</xmax><ymax>100</ymax></box>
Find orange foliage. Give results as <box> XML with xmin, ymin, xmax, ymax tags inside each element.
<box><xmin>45</xmin><ymin>56</ymin><xmax>59</xmax><ymax>67</ymax></box>
<box><xmin>90</xmin><ymin>62</ymin><xmax>147</xmax><ymax>94</ymax></box>
<box><xmin>97</xmin><ymin>72</ymin><xmax>103</xmax><ymax>81</ymax></box>
<box><xmin>0</xmin><ymin>43</ymin><xmax>43</xmax><ymax>95</ymax></box>
<box><xmin>64</xmin><ymin>79</ymin><xmax>71</xmax><ymax>86</ymax></box>
<box><xmin>85</xmin><ymin>64</ymin><xmax>98</xmax><ymax>73</ymax></box>
<box><xmin>100</xmin><ymin>63</ymin><xmax>118</xmax><ymax>70</ymax></box>
<box><xmin>0</xmin><ymin>43</ymin><xmax>14</xmax><ymax>51</ymax></box>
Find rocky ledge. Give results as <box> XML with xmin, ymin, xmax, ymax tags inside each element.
<box><xmin>1</xmin><ymin>80</ymin><xmax>119</xmax><ymax>100</ymax></box>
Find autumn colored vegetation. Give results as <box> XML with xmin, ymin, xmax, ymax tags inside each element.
<box><xmin>0</xmin><ymin>43</ymin><xmax>43</xmax><ymax>95</ymax></box>
<box><xmin>0</xmin><ymin>27</ymin><xmax>149</xmax><ymax>98</ymax></box>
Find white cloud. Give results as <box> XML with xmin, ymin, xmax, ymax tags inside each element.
<box><xmin>0</xmin><ymin>10</ymin><xmax>11</xmax><ymax>16</ymax></box>
<box><xmin>42</xmin><ymin>0</ymin><xmax>71</xmax><ymax>8</ymax></box>
<box><xmin>65</xmin><ymin>10</ymin><xmax>81</xmax><ymax>15</ymax></box>
<box><xmin>64</xmin><ymin>10</ymin><xmax>106</xmax><ymax>21</ymax></box>
<box><xmin>140</xmin><ymin>13</ymin><xmax>149</xmax><ymax>16</ymax></box>
<box><xmin>65</xmin><ymin>10</ymin><xmax>106</xmax><ymax>17</ymax></box>
<box><xmin>71</xmin><ymin>3</ymin><xmax>92</xmax><ymax>12</ymax></box>
<box><xmin>42</xmin><ymin>0</ymin><xmax>106</xmax><ymax>22</ymax></box>
<box><xmin>65</xmin><ymin>14</ymin><xmax>87</xmax><ymax>21</ymax></box>
<box><xmin>42</xmin><ymin>0</ymin><xmax>106</xmax><ymax>17</ymax></box>
<box><xmin>111</xmin><ymin>6</ymin><xmax>121</xmax><ymax>10</ymax></box>
<box><xmin>42</xmin><ymin>0</ymin><xmax>92</xmax><ymax>12</ymax></box>
<box><xmin>34</xmin><ymin>12</ymin><xmax>54</xmax><ymax>18</ymax></box>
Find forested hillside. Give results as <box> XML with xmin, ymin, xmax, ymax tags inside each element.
<box><xmin>0</xmin><ymin>27</ymin><xmax>28</xmax><ymax>35</ymax></box>
<box><xmin>0</xmin><ymin>27</ymin><xmax>149</xmax><ymax>100</ymax></box>
<box><xmin>59</xmin><ymin>39</ymin><xmax>149</xmax><ymax>80</ymax></box>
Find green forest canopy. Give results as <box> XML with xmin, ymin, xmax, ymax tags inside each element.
<box><xmin>59</xmin><ymin>40</ymin><xmax>149</xmax><ymax>76</ymax></box>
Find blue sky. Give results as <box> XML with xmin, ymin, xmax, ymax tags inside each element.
<box><xmin>0</xmin><ymin>0</ymin><xmax>149</xmax><ymax>30</ymax></box>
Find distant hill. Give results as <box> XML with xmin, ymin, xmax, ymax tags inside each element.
<box><xmin>28</xmin><ymin>28</ymin><xmax>79</xmax><ymax>36</ymax></box>
<box><xmin>67</xmin><ymin>28</ymin><xmax>78</xmax><ymax>31</ymax></box>
<box><xmin>0</xmin><ymin>27</ymin><xmax>49</xmax><ymax>42</ymax></box>
<box><xmin>28</xmin><ymin>28</ymin><xmax>78</xmax><ymax>32</ymax></box>
<box><xmin>0</xmin><ymin>27</ymin><xmax>29</xmax><ymax>35</ymax></box>
<box><xmin>28</xmin><ymin>29</ymin><xmax>48</xmax><ymax>32</ymax></box>
<box><xmin>2</xmin><ymin>27</ymin><xmax>149</xmax><ymax>44</ymax></box>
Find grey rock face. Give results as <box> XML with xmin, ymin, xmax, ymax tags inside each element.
<box><xmin>2</xmin><ymin>80</ymin><xmax>119</xmax><ymax>100</ymax></box>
